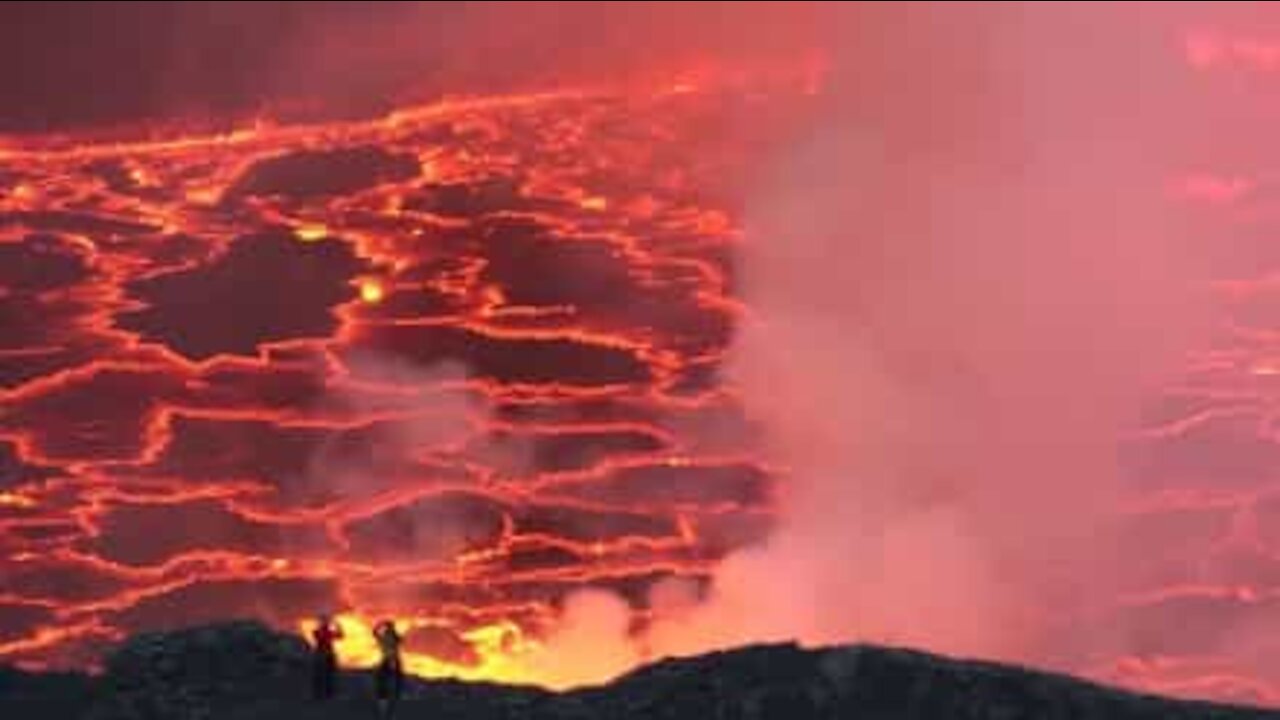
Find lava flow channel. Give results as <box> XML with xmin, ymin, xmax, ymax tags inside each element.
<box><xmin>0</xmin><ymin>77</ymin><xmax>794</xmax><ymax>686</ymax></box>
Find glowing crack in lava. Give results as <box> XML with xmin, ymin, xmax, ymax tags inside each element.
<box><xmin>0</xmin><ymin>76</ymin><xmax>793</xmax><ymax>686</ymax></box>
<box><xmin>0</xmin><ymin>44</ymin><xmax>1277</xmax><ymax>707</ymax></box>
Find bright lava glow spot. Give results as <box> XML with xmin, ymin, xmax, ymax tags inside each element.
<box><xmin>128</xmin><ymin>167</ymin><xmax>154</xmax><ymax>186</ymax></box>
<box><xmin>295</xmin><ymin>224</ymin><xmax>329</xmax><ymax>242</ymax></box>
<box><xmin>184</xmin><ymin>187</ymin><xmax>220</xmax><ymax>205</ymax></box>
<box><xmin>1252</xmin><ymin>360</ymin><xmax>1280</xmax><ymax>376</ymax></box>
<box><xmin>0</xmin><ymin>492</ymin><xmax>35</xmax><ymax>509</ymax></box>
<box><xmin>359</xmin><ymin>279</ymin><xmax>386</xmax><ymax>304</ymax></box>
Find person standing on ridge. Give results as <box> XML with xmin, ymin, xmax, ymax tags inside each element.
<box><xmin>311</xmin><ymin>613</ymin><xmax>344</xmax><ymax>700</ymax></box>
<box><xmin>372</xmin><ymin>619</ymin><xmax>404</xmax><ymax>718</ymax></box>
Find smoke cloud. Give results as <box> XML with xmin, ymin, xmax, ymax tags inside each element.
<box><xmin>508</xmin><ymin>590</ymin><xmax>643</xmax><ymax>690</ymax></box>
<box><xmin>653</xmin><ymin>2</ymin><xmax>1280</xmax><ymax>694</ymax></box>
<box><xmin>0</xmin><ymin>1</ymin><xmax>834</xmax><ymax>131</ymax></box>
<box><xmin>543</xmin><ymin>1</ymin><xmax>1273</xmax><ymax>689</ymax></box>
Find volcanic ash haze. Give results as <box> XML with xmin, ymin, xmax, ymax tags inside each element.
<box><xmin>566</xmin><ymin>0</ymin><xmax>1272</xmax><ymax>698</ymax></box>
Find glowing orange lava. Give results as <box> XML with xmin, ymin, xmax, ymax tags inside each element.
<box><xmin>0</xmin><ymin>57</ymin><xmax>1275</xmax><ymax>708</ymax></box>
<box><xmin>358</xmin><ymin>279</ymin><xmax>386</xmax><ymax>305</ymax></box>
<box><xmin>0</xmin><ymin>72</ymin><xmax>794</xmax><ymax>688</ymax></box>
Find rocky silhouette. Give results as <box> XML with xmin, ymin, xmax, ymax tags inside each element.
<box><xmin>0</xmin><ymin>621</ymin><xmax>1274</xmax><ymax>719</ymax></box>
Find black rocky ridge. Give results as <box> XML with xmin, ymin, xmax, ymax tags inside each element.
<box><xmin>0</xmin><ymin>621</ymin><xmax>1273</xmax><ymax>719</ymax></box>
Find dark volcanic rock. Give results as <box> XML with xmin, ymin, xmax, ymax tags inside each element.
<box><xmin>116</xmin><ymin>232</ymin><xmax>365</xmax><ymax>361</ymax></box>
<box><xmin>0</xmin><ymin>621</ymin><xmax>1274</xmax><ymax>720</ymax></box>
<box><xmin>228</xmin><ymin>146</ymin><xmax>420</xmax><ymax>199</ymax></box>
<box><xmin>0</xmin><ymin>666</ymin><xmax>96</xmax><ymax>718</ymax></box>
<box><xmin>87</xmin><ymin>620</ymin><xmax>313</xmax><ymax>720</ymax></box>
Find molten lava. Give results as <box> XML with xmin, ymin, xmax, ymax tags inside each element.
<box><xmin>0</xmin><ymin>74</ymin><xmax>793</xmax><ymax>688</ymax></box>
<box><xmin>0</xmin><ymin>52</ymin><xmax>1275</xmax><ymax>707</ymax></box>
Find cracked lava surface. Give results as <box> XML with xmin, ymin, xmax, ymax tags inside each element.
<box><xmin>0</xmin><ymin>63</ymin><xmax>1277</xmax><ymax>705</ymax></box>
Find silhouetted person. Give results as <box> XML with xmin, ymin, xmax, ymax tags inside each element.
<box><xmin>372</xmin><ymin>620</ymin><xmax>404</xmax><ymax>718</ymax></box>
<box><xmin>311</xmin><ymin>614</ymin><xmax>344</xmax><ymax>700</ymax></box>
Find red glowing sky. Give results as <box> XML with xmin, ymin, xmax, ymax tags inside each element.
<box><xmin>0</xmin><ymin>1</ymin><xmax>1278</xmax><ymax>708</ymax></box>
